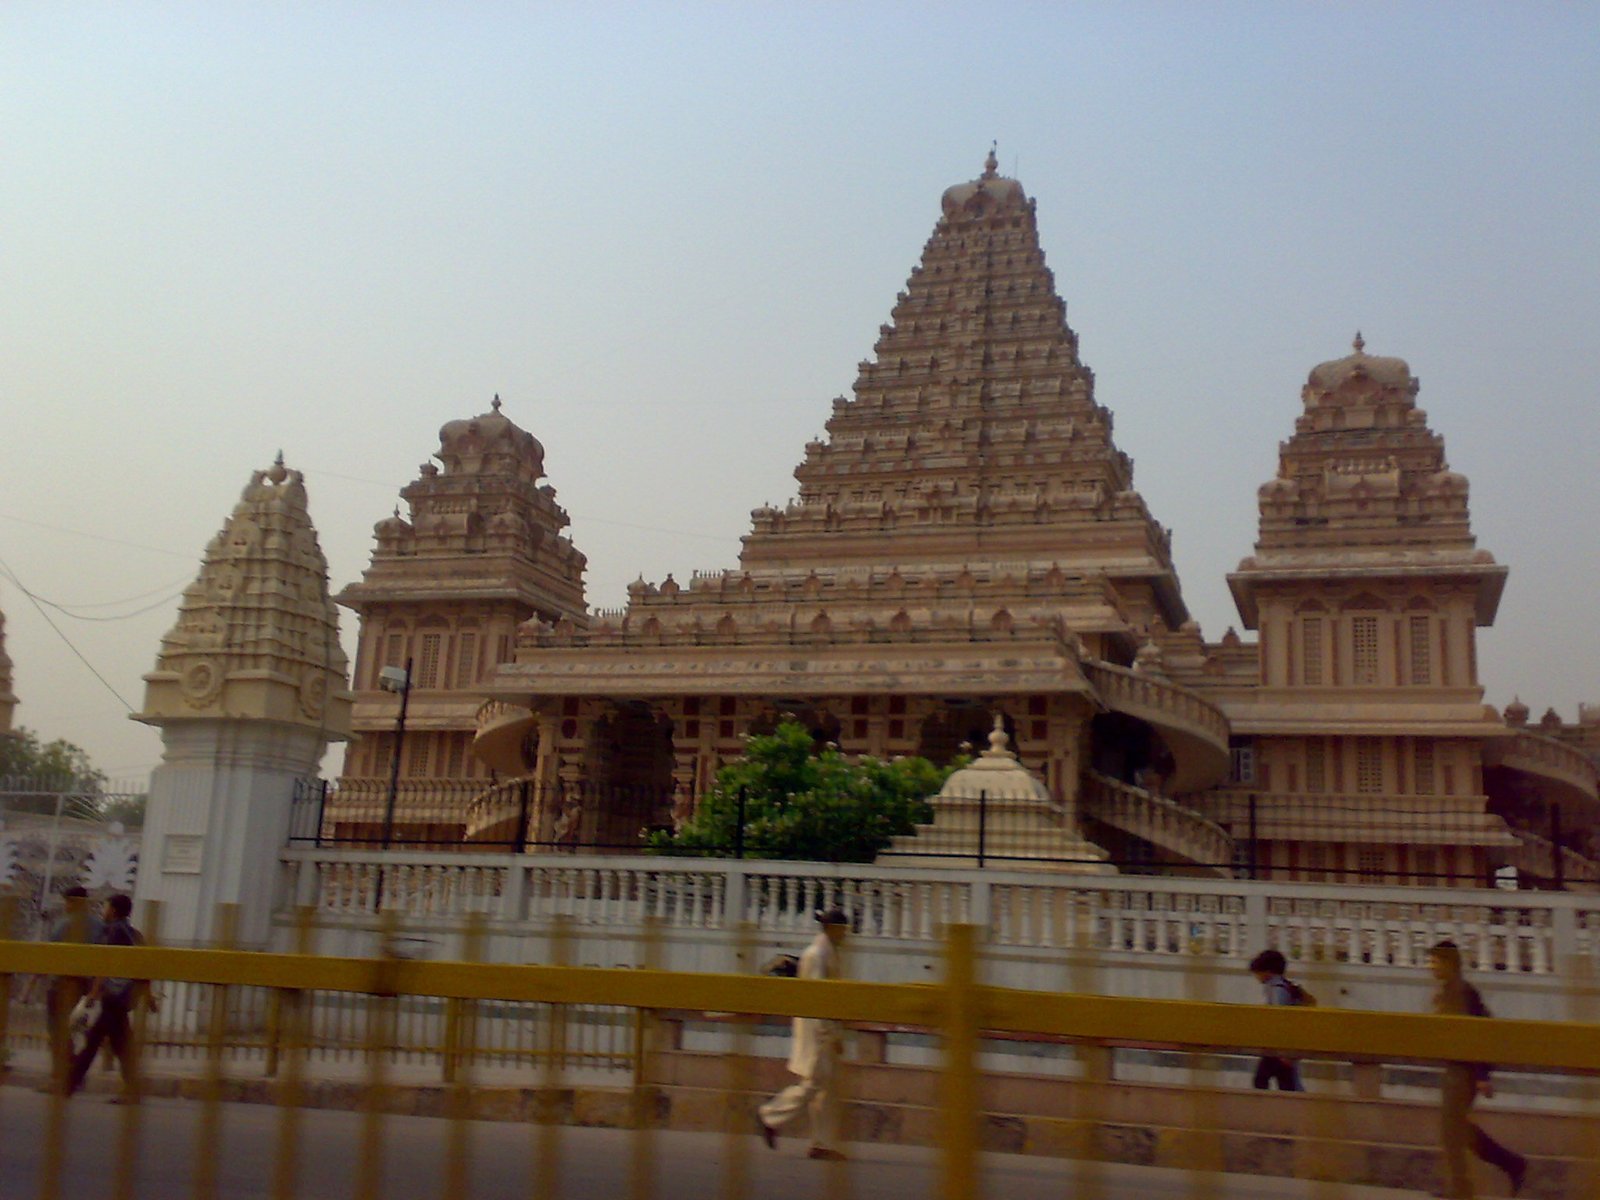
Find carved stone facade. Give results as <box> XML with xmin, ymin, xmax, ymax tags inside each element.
<box><xmin>341</xmin><ymin>155</ymin><xmax>1595</xmax><ymax>885</ymax></box>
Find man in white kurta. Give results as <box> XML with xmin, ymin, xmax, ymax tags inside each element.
<box><xmin>758</xmin><ymin>909</ymin><xmax>848</xmax><ymax>1160</ymax></box>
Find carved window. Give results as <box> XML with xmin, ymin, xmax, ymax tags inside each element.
<box><xmin>498</xmin><ymin>634</ymin><xmax>512</xmax><ymax>664</ymax></box>
<box><xmin>455</xmin><ymin>632</ymin><xmax>479</xmax><ymax>688</ymax></box>
<box><xmin>1355</xmin><ymin>738</ymin><xmax>1383</xmax><ymax>794</ymax></box>
<box><xmin>1351</xmin><ymin>616</ymin><xmax>1379</xmax><ymax>685</ymax></box>
<box><xmin>1358</xmin><ymin>847</ymin><xmax>1386</xmax><ymax>879</ymax></box>
<box><xmin>416</xmin><ymin>634</ymin><xmax>443</xmax><ymax>689</ymax></box>
<box><xmin>1305</xmin><ymin>740</ymin><xmax>1326</xmax><ymax>793</ymax></box>
<box><xmin>1301</xmin><ymin>618</ymin><xmax>1324</xmax><ymax>685</ymax></box>
<box><xmin>407</xmin><ymin>736</ymin><xmax>431</xmax><ymax>777</ymax></box>
<box><xmin>444</xmin><ymin>736</ymin><xmax>463</xmax><ymax>779</ymax></box>
<box><xmin>1409</xmin><ymin>616</ymin><xmax>1431</xmax><ymax>685</ymax></box>
<box><xmin>378</xmin><ymin>634</ymin><xmax>404</xmax><ymax>687</ymax></box>
<box><xmin>1228</xmin><ymin>739</ymin><xmax>1255</xmax><ymax>784</ymax></box>
<box><xmin>1414</xmin><ymin>739</ymin><xmax>1435</xmax><ymax>794</ymax></box>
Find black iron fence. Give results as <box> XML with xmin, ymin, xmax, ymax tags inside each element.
<box><xmin>285</xmin><ymin>776</ymin><xmax>1592</xmax><ymax>888</ymax></box>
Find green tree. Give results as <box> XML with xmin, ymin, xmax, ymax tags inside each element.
<box><xmin>0</xmin><ymin>726</ymin><xmax>109</xmax><ymax>818</ymax></box>
<box><xmin>649</xmin><ymin>720</ymin><xmax>960</xmax><ymax>863</ymax></box>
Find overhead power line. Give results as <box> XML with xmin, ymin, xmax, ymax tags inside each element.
<box><xmin>0</xmin><ymin>553</ymin><xmax>136</xmax><ymax>713</ymax></box>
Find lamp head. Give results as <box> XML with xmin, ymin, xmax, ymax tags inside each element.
<box><xmin>378</xmin><ymin>665</ymin><xmax>410</xmax><ymax>693</ymax></box>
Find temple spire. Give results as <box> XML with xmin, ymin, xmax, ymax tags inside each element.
<box><xmin>983</xmin><ymin>142</ymin><xmax>999</xmax><ymax>179</ymax></box>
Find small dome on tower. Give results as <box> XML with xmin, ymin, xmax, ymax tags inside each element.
<box><xmin>374</xmin><ymin>507</ymin><xmax>411</xmax><ymax>537</ymax></box>
<box><xmin>1308</xmin><ymin>332</ymin><xmax>1413</xmax><ymax>390</ymax></box>
<box><xmin>941</xmin><ymin>146</ymin><xmax>1027</xmax><ymax>221</ymax></box>
<box><xmin>1503</xmin><ymin>696</ymin><xmax>1529</xmax><ymax>727</ymax></box>
<box><xmin>436</xmin><ymin>395</ymin><xmax>545</xmax><ymax>478</ymax></box>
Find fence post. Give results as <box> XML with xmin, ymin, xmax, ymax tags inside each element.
<box><xmin>1247</xmin><ymin>792</ymin><xmax>1259</xmax><ymax>882</ymax></box>
<box><xmin>940</xmin><ymin>924</ymin><xmax>981</xmax><ymax>1200</ymax></box>
<box><xmin>1551</xmin><ymin>805</ymin><xmax>1565</xmax><ymax>891</ymax></box>
<box><xmin>733</xmin><ymin>787</ymin><xmax>747</xmax><ymax>861</ymax></box>
<box><xmin>977</xmin><ymin>790</ymin><xmax>987</xmax><ymax>869</ymax></box>
<box><xmin>314</xmin><ymin>779</ymin><xmax>330</xmax><ymax>848</ymax></box>
<box><xmin>517</xmin><ymin>780</ymin><xmax>533</xmax><ymax>853</ymax></box>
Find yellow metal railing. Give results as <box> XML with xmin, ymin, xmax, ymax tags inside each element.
<box><xmin>4</xmin><ymin>907</ymin><xmax>1600</xmax><ymax>1199</ymax></box>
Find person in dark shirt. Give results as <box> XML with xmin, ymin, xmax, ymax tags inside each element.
<box><xmin>1428</xmin><ymin>940</ymin><xmax>1526</xmax><ymax>1198</ymax></box>
<box><xmin>1248</xmin><ymin>948</ymin><xmax>1304</xmax><ymax>1091</ymax></box>
<box><xmin>66</xmin><ymin>894</ymin><xmax>155</xmax><ymax>1102</ymax></box>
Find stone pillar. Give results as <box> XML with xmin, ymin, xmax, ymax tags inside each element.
<box><xmin>132</xmin><ymin>458</ymin><xmax>351</xmax><ymax>950</ymax></box>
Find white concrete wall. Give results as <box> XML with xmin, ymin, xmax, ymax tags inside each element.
<box><xmin>272</xmin><ymin>848</ymin><xmax>1600</xmax><ymax>1024</ymax></box>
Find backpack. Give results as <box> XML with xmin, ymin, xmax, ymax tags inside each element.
<box><xmin>1284</xmin><ymin>978</ymin><xmax>1317</xmax><ymax>1007</ymax></box>
<box><xmin>760</xmin><ymin>953</ymin><xmax>800</xmax><ymax>978</ymax></box>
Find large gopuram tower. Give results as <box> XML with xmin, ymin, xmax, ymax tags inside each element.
<box><xmin>332</xmin><ymin>397</ymin><xmax>588</xmax><ymax>842</ymax></box>
<box><xmin>474</xmin><ymin>153</ymin><xmax>1233</xmax><ymax>864</ymax></box>
<box><xmin>1211</xmin><ymin>337</ymin><xmax>1533</xmax><ymax>884</ymax></box>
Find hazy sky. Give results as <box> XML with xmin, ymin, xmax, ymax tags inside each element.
<box><xmin>3</xmin><ymin>4</ymin><xmax>1597</xmax><ymax>783</ymax></box>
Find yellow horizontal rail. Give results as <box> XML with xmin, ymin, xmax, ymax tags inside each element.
<box><xmin>5</xmin><ymin>939</ymin><xmax>1597</xmax><ymax>1074</ymax></box>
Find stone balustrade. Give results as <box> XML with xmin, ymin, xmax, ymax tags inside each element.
<box><xmin>1488</xmin><ymin>729</ymin><xmax>1600</xmax><ymax>800</ymax></box>
<box><xmin>1081</xmin><ymin>771</ymin><xmax>1233</xmax><ymax>874</ymax></box>
<box><xmin>278</xmin><ymin>847</ymin><xmax>1600</xmax><ymax>988</ymax></box>
<box><xmin>1507</xmin><ymin>828</ymin><xmax>1600</xmax><ymax>890</ymax></box>
<box><xmin>1083</xmin><ymin>660</ymin><xmax>1231</xmax><ymax>791</ymax></box>
<box><xmin>1189</xmin><ymin>788</ymin><xmax>1518</xmax><ymax>845</ymax></box>
<box><xmin>1085</xmin><ymin>661</ymin><xmax>1230</xmax><ymax>746</ymax></box>
<box><xmin>318</xmin><ymin>777</ymin><xmax>486</xmax><ymax>822</ymax></box>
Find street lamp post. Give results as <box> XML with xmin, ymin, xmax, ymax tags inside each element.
<box><xmin>379</xmin><ymin>659</ymin><xmax>413</xmax><ymax>850</ymax></box>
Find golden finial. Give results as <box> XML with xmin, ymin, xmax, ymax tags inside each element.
<box><xmin>1352</xmin><ymin>331</ymin><xmax>1365</xmax><ymax>355</ymax></box>
<box><xmin>491</xmin><ymin>394</ymin><xmax>502</xmax><ymax>412</ymax></box>
<box><xmin>983</xmin><ymin>142</ymin><xmax>999</xmax><ymax>179</ymax></box>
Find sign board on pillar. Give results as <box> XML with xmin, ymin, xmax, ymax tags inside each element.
<box><xmin>162</xmin><ymin>834</ymin><xmax>205</xmax><ymax>874</ymax></box>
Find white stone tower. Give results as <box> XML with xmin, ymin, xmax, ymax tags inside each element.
<box><xmin>133</xmin><ymin>456</ymin><xmax>351</xmax><ymax>948</ymax></box>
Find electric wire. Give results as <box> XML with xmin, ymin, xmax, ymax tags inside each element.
<box><xmin>22</xmin><ymin>586</ymin><xmax>189</xmax><ymax>622</ymax></box>
<box><xmin>0</xmin><ymin>552</ymin><xmax>136</xmax><ymax>713</ymax></box>
<box><xmin>0</xmin><ymin>511</ymin><xmax>195</xmax><ymax>559</ymax></box>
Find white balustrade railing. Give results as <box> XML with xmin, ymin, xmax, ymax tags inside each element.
<box><xmin>279</xmin><ymin>846</ymin><xmax>1600</xmax><ymax>977</ymax></box>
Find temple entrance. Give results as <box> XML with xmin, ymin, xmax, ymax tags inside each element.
<box><xmin>917</xmin><ymin>703</ymin><xmax>1016</xmax><ymax>767</ymax></box>
<box><xmin>585</xmin><ymin>702</ymin><xmax>675</xmax><ymax>847</ymax></box>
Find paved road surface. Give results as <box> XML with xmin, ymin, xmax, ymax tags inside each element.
<box><xmin>0</xmin><ymin>1087</ymin><xmax>1408</xmax><ymax>1199</ymax></box>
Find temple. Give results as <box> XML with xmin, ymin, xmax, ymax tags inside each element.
<box><xmin>328</xmin><ymin>153</ymin><xmax>1598</xmax><ymax>885</ymax></box>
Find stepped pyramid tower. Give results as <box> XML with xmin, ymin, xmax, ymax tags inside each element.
<box><xmin>472</xmin><ymin>153</ymin><xmax>1234</xmax><ymax>864</ymax></box>
<box><xmin>329</xmin><ymin>397</ymin><xmax>589</xmax><ymax>843</ymax></box>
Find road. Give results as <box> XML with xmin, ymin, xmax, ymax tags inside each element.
<box><xmin>0</xmin><ymin>1087</ymin><xmax>1406</xmax><ymax>1199</ymax></box>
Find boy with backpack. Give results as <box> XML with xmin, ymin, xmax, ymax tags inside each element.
<box><xmin>1248</xmin><ymin>948</ymin><xmax>1310</xmax><ymax>1091</ymax></box>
